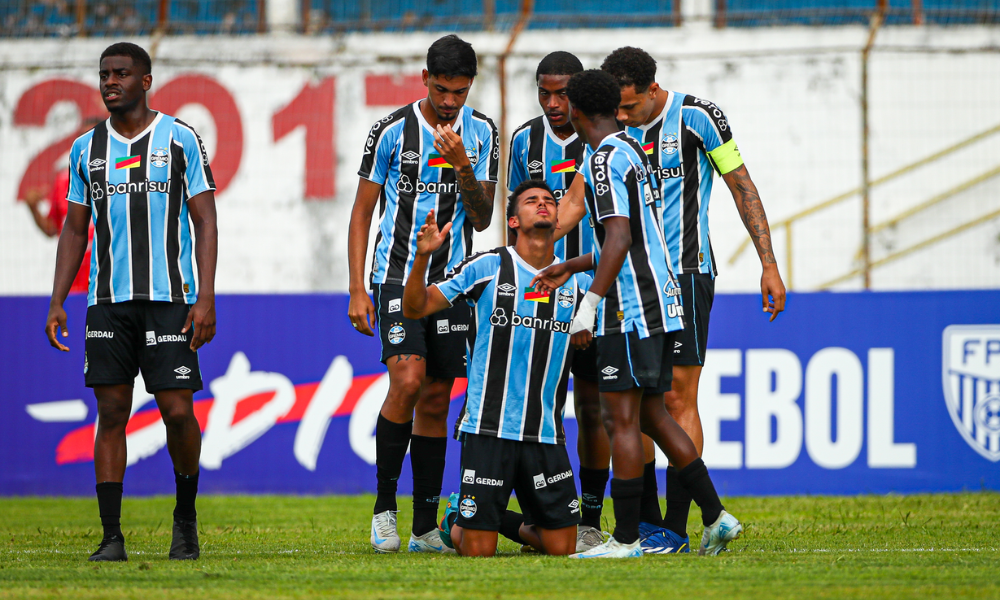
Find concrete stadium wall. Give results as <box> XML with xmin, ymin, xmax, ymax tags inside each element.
<box><xmin>1</xmin><ymin>25</ymin><xmax>998</xmax><ymax>296</ymax></box>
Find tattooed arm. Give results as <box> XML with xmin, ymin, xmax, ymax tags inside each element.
<box><xmin>433</xmin><ymin>124</ymin><xmax>495</xmax><ymax>231</ymax></box>
<box><xmin>456</xmin><ymin>166</ymin><xmax>495</xmax><ymax>232</ymax></box>
<box><xmin>722</xmin><ymin>164</ymin><xmax>786</xmax><ymax>321</ymax></box>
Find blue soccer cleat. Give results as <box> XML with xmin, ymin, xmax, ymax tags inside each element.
<box><xmin>639</xmin><ymin>521</ymin><xmax>690</xmax><ymax>554</ymax></box>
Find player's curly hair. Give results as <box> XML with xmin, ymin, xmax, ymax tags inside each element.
<box><xmin>100</xmin><ymin>42</ymin><xmax>152</xmax><ymax>75</ymax></box>
<box><xmin>601</xmin><ymin>46</ymin><xmax>656</xmax><ymax>93</ymax></box>
<box><xmin>566</xmin><ymin>69</ymin><xmax>621</xmax><ymax>118</ymax></box>
<box><xmin>507</xmin><ymin>180</ymin><xmax>555</xmax><ymax>221</ymax></box>
<box><xmin>427</xmin><ymin>35</ymin><xmax>478</xmax><ymax>78</ymax></box>
<box><xmin>535</xmin><ymin>51</ymin><xmax>584</xmax><ymax>81</ymax></box>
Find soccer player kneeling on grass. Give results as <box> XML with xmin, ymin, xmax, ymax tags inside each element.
<box><xmin>402</xmin><ymin>181</ymin><xmax>591</xmax><ymax>556</ymax></box>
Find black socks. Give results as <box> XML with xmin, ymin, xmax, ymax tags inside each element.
<box><xmin>95</xmin><ymin>481</ymin><xmax>124</xmax><ymax>540</ymax></box>
<box><xmin>410</xmin><ymin>435</ymin><xmax>447</xmax><ymax>536</ymax></box>
<box><xmin>663</xmin><ymin>465</ymin><xmax>693</xmax><ymax>538</ymax></box>
<box><xmin>639</xmin><ymin>460</ymin><xmax>663</xmax><ymax>526</ymax></box>
<box><xmin>373</xmin><ymin>415</ymin><xmax>412</xmax><ymax>515</ymax></box>
<box><xmin>677</xmin><ymin>458</ymin><xmax>724</xmax><ymax>527</ymax></box>
<box><xmin>609</xmin><ymin>477</ymin><xmax>643</xmax><ymax>545</ymax></box>
<box><xmin>173</xmin><ymin>470</ymin><xmax>199</xmax><ymax>521</ymax></box>
<box><xmin>499</xmin><ymin>510</ymin><xmax>526</xmax><ymax>545</ymax></box>
<box><xmin>578</xmin><ymin>466</ymin><xmax>609</xmax><ymax>530</ymax></box>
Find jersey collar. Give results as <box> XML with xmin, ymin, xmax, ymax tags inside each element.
<box><xmin>634</xmin><ymin>90</ymin><xmax>673</xmax><ymax>132</ymax></box>
<box><xmin>507</xmin><ymin>245</ymin><xmax>560</xmax><ymax>275</ymax></box>
<box><xmin>413</xmin><ymin>100</ymin><xmax>463</xmax><ymax>134</ymax></box>
<box><xmin>542</xmin><ymin>115</ymin><xmax>578</xmax><ymax>148</ymax></box>
<box><xmin>107</xmin><ymin>111</ymin><xmax>163</xmax><ymax>145</ymax></box>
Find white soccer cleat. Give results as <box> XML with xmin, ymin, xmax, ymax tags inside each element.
<box><xmin>699</xmin><ymin>510</ymin><xmax>743</xmax><ymax>556</ymax></box>
<box><xmin>408</xmin><ymin>529</ymin><xmax>456</xmax><ymax>553</ymax></box>
<box><xmin>569</xmin><ymin>536</ymin><xmax>642</xmax><ymax>559</ymax></box>
<box><xmin>370</xmin><ymin>510</ymin><xmax>401</xmax><ymax>553</ymax></box>
<box><xmin>575</xmin><ymin>525</ymin><xmax>607</xmax><ymax>553</ymax></box>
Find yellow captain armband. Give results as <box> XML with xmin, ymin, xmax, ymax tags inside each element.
<box><xmin>707</xmin><ymin>139</ymin><xmax>744</xmax><ymax>175</ymax></box>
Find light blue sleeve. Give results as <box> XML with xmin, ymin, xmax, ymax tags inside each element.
<box><xmin>176</xmin><ymin>123</ymin><xmax>216</xmax><ymax>198</ymax></box>
<box><xmin>358</xmin><ymin>119</ymin><xmax>399</xmax><ymax>185</ymax></box>
<box><xmin>474</xmin><ymin>117</ymin><xmax>499</xmax><ymax>183</ymax></box>
<box><xmin>507</xmin><ymin>128</ymin><xmax>529</xmax><ymax>190</ymax></box>
<box><xmin>435</xmin><ymin>253</ymin><xmax>499</xmax><ymax>305</ymax></box>
<box><xmin>66</xmin><ymin>137</ymin><xmax>89</xmax><ymax>206</ymax></box>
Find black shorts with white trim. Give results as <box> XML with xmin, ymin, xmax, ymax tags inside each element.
<box><xmin>454</xmin><ymin>433</ymin><xmax>581</xmax><ymax>531</ymax></box>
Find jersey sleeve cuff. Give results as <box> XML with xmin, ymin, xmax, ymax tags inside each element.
<box><xmin>357</xmin><ymin>171</ymin><xmax>387</xmax><ymax>185</ymax></box>
<box><xmin>185</xmin><ymin>184</ymin><xmax>216</xmax><ymax>199</ymax></box>
<box><xmin>707</xmin><ymin>139</ymin><xmax>744</xmax><ymax>175</ymax></box>
<box><xmin>66</xmin><ymin>195</ymin><xmax>89</xmax><ymax>206</ymax></box>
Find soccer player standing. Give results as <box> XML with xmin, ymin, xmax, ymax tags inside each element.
<box><xmin>347</xmin><ymin>34</ymin><xmax>499</xmax><ymax>553</ymax></box>
<box><xmin>601</xmin><ymin>46</ymin><xmax>785</xmax><ymax>549</ymax></box>
<box><xmin>44</xmin><ymin>42</ymin><xmax>217</xmax><ymax>562</ymax></box>
<box><xmin>507</xmin><ymin>51</ymin><xmax>607</xmax><ymax>552</ymax></box>
<box><xmin>534</xmin><ymin>70</ymin><xmax>741</xmax><ymax>558</ymax></box>
<box><xmin>403</xmin><ymin>180</ymin><xmax>589</xmax><ymax>557</ymax></box>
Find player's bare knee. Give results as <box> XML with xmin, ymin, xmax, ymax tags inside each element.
<box><xmin>96</xmin><ymin>402</ymin><xmax>131</xmax><ymax>430</ymax></box>
<box><xmin>159</xmin><ymin>404</ymin><xmax>195</xmax><ymax>431</ymax></box>
<box><xmin>386</xmin><ymin>373</ymin><xmax>423</xmax><ymax>406</ymax></box>
<box><xmin>414</xmin><ymin>395</ymin><xmax>449</xmax><ymax>423</ymax></box>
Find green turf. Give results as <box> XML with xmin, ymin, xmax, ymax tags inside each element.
<box><xmin>1</xmin><ymin>492</ymin><xmax>998</xmax><ymax>599</ymax></box>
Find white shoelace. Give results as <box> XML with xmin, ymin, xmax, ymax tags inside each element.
<box><xmin>374</xmin><ymin>512</ymin><xmax>398</xmax><ymax>538</ymax></box>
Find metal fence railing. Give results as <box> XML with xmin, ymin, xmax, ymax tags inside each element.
<box><xmin>2</xmin><ymin>0</ymin><xmax>996</xmax><ymax>37</ymax></box>
<box><xmin>0</xmin><ymin>0</ymin><xmax>263</xmax><ymax>37</ymax></box>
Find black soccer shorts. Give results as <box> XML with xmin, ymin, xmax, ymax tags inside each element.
<box><xmin>570</xmin><ymin>338</ymin><xmax>599</xmax><ymax>382</ymax></box>
<box><xmin>84</xmin><ymin>300</ymin><xmax>202</xmax><ymax>393</ymax></box>
<box><xmin>372</xmin><ymin>283</ymin><xmax>470</xmax><ymax>379</ymax></box>
<box><xmin>673</xmin><ymin>273</ymin><xmax>715</xmax><ymax>366</ymax></box>
<box><xmin>454</xmin><ymin>433</ymin><xmax>581</xmax><ymax>531</ymax></box>
<box><xmin>595</xmin><ymin>330</ymin><xmax>679</xmax><ymax>394</ymax></box>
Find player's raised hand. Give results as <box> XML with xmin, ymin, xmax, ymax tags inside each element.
<box><xmin>433</xmin><ymin>124</ymin><xmax>469</xmax><ymax>169</ymax></box>
<box><xmin>416</xmin><ymin>209</ymin><xmax>452</xmax><ymax>256</ymax></box>
<box><xmin>761</xmin><ymin>265</ymin><xmax>786</xmax><ymax>322</ymax></box>
<box><xmin>530</xmin><ymin>262</ymin><xmax>572</xmax><ymax>295</ymax></box>
<box><xmin>45</xmin><ymin>304</ymin><xmax>70</xmax><ymax>352</ymax></box>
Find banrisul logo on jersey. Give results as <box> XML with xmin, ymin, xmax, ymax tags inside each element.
<box><xmin>488</xmin><ymin>308</ymin><xmax>571</xmax><ymax>334</ymax></box>
<box><xmin>942</xmin><ymin>325</ymin><xmax>1000</xmax><ymax>462</ymax></box>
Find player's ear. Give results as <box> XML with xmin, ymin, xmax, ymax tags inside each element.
<box><xmin>422</xmin><ymin>70</ymin><xmax>429</xmax><ymax>88</ymax></box>
<box><xmin>508</xmin><ymin>215</ymin><xmax>519</xmax><ymax>231</ymax></box>
<box><xmin>648</xmin><ymin>82</ymin><xmax>660</xmax><ymax>97</ymax></box>
<box><xmin>143</xmin><ymin>73</ymin><xmax>152</xmax><ymax>91</ymax></box>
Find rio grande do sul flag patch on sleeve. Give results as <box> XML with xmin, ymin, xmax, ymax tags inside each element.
<box><xmin>115</xmin><ymin>155</ymin><xmax>141</xmax><ymax>170</ymax></box>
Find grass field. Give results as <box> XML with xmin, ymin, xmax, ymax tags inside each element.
<box><xmin>2</xmin><ymin>492</ymin><xmax>998</xmax><ymax>599</ymax></box>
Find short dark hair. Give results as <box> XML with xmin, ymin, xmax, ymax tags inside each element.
<box><xmin>507</xmin><ymin>180</ymin><xmax>555</xmax><ymax>221</ymax></box>
<box><xmin>567</xmin><ymin>70</ymin><xmax>621</xmax><ymax>118</ymax></box>
<box><xmin>427</xmin><ymin>35</ymin><xmax>477</xmax><ymax>79</ymax></box>
<box><xmin>601</xmin><ymin>46</ymin><xmax>656</xmax><ymax>93</ymax></box>
<box><xmin>100</xmin><ymin>42</ymin><xmax>152</xmax><ymax>75</ymax></box>
<box><xmin>535</xmin><ymin>51</ymin><xmax>584</xmax><ymax>81</ymax></box>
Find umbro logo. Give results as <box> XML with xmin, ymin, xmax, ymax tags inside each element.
<box><xmin>675</xmin><ymin>341</ymin><xmax>683</xmax><ymax>348</ymax></box>
<box><xmin>497</xmin><ymin>282</ymin><xmax>516</xmax><ymax>296</ymax></box>
<box><xmin>401</xmin><ymin>150</ymin><xmax>420</xmax><ymax>164</ymax></box>
<box><xmin>601</xmin><ymin>366</ymin><xmax>619</xmax><ymax>380</ymax></box>
<box><xmin>174</xmin><ymin>365</ymin><xmax>192</xmax><ymax>380</ymax></box>
<box><xmin>88</xmin><ymin>158</ymin><xmax>106</xmax><ymax>172</ymax></box>
<box><xmin>528</xmin><ymin>160</ymin><xmax>543</xmax><ymax>172</ymax></box>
